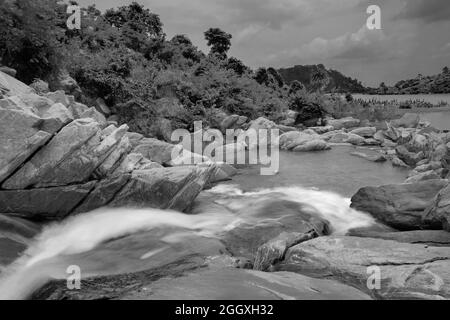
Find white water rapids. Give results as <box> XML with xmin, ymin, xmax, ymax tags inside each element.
<box><xmin>0</xmin><ymin>184</ymin><xmax>375</xmax><ymax>300</ymax></box>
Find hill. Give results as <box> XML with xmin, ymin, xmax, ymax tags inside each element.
<box><xmin>278</xmin><ymin>64</ymin><xmax>367</xmax><ymax>93</ymax></box>
<box><xmin>382</xmin><ymin>67</ymin><xmax>450</xmax><ymax>94</ymax></box>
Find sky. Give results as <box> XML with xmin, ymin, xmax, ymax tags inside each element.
<box><xmin>77</xmin><ymin>0</ymin><xmax>450</xmax><ymax>86</ymax></box>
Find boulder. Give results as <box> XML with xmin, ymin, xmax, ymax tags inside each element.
<box><xmin>253</xmin><ymin>231</ymin><xmax>317</xmax><ymax>271</ymax></box>
<box><xmin>44</xmin><ymin>91</ymin><xmax>70</xmax><ymax>107</ymax></box>
<box><xmin>0</xmin><ymin>71</ymin><xmax>34</xmax><ymax>96</ymax></box>
<box><xmin>0</xmin><ymin>182</ymin><xmax>96</xmax><ymax>220</ymax></box>
<box><xmin>329</xmin><ymin>132</ymin><xmax>364</xmax><ymax>145</ymax></box>
<box><xmin>396</xmin><ymin>145</ymin><xmax>425</xmax><ymax>166</ymax></box>
<box><xmin>79</xmin><ymin>107</ymin><xmax>107</xmax><ymax>126</ymax></box>
<box><xmin>276</xmin><ymin>124</ymin><xmax>297</xmax><ymax>133</ymax></box>
<box><xmin>220</xmin><ymin>114</ymin><xmax>247</xmax><ymax>131</ymax></box>
<box><xmin>415</xmin><ymin>161</ymin><xmax>442</xmax><ymax>173</ymax></box>
<box><xmin>350</xmin><ymin>127</ymin><xmax>376</xmax><ymax>138</ymax></box>
<box><xmin>109</xmin><ymin>165</ymin><xmax>216</xmax><ymax>212</ymax></box>
<box><xmin>53</xmin><ymin>74</ymin><xmax>82</xmax><ymax>98</ymax></box>
<box><xmin>373</xmin><ymin>130</ymin><xmax>386</xmax><ymax>142</ymax></box>
<box><xmin>279</xmin><ymin>236</ymin><xmax>450</xmax><ymax>299</ymax></box>
<box><xmin>72</xmin><ymin>175</ymin><xmax>131</xmax><ymax>214</ymax></box>
<box><xmin>363</xmin><ymin>138</ymin><xmax>381</xmax><ymax>146</ymax></box>
<box><xmin>0</xmin><ymin>104</ymin><xmax>53</xmax><ymax>183</ymax></box>
<box><xmin>0</xmin><ymin>66</ymin><xmax>17</xmax><ymax>78</ymax></box>
<box><xmin>95</xmin><ymin>136</ymin><xmax>132</xmax><ymax>178</ymax></box>
<box><xmin>125</xmin><ymin>132</ymin><xmax>144</xmax><ymax>148</ymax></box>
<box><xmin>351</xmin><ymin>180</ymin><xmax>449</xmax><ymax>230</ymax></box>
<box><xmin>391</xmin><ymin>113</ymin><xmax>420</xmax><ymax>128</ymax></box>
<box><xmin>423</xmin><ymin>184</ymin><xmax>450</xmax><ymax>231</ymax></box>
<box><xmin>407</xmin><ymin>133</ymin><xmax>429</xmax><ymax>152</ymax></box>
<box><xmin>351</xmin><ymin>152</ymin><xmax>386</xmax><ymax>163</ymax></box>
<box><xmin>209</xmin><ymin>163</ymin><xmax>237</xmax><ymax>183</ymax></box>
<box><xmin>279</xmin><ymin>131</ymin><xmax>329</xmax><ymax>152</ymax></box>
<box><xmin>221</xmin><ymin>199</ymin><xmax>330</xmax><ymax>260</ymax></box>
<box><xmin>320</xmin><ymin>129</ymin><xmax>345</xmax><ymax>141</ymax></box>
<box><xmin>30</xmin><ymin>79</ymin><xmax>50</xmax><ymax>94</ymax></box>
<box><xmin>68</xmin><ymin>102</ymin><xmax>89</xmax><ymax>119</ymax></box>
<box><xmin>391</xmin><ymin>156</ymin><xmax>409</xmax><ymax>168</ymax></box>
<box><xmin>292</xmin><ymin>139</ymin><xmax>331</xmax><ymax>152</ymax></box>
<box><xmin>95</xmin><ymin>98</ymin><xmax>111</xmax><ymax>116</ymax></box>
<box><xmin>33</xmin><ymin>264</ymin><xmax>370</xmax><ymax>300</ymax></box>
<box><xmin>404</xmin><ymin>170</ymin><xmax>441</xmax><ymax>184</ymax></box>
<box><xmin>384</xmin><ymin>123</ymin><xmax>401</xmax><ymax>141</ymax></box>
<box><xmin>279</xmin><ymin>131</ymin><xmax>304</xmax><ymax>149</ymax></box>
<box><xmin>309</xmin><ymin>126</ymin><xmax>334</xmax><ymax>134</ymax></box>
<box><xmin>132</xmin><ymin>138</ymin><xmax>176</xmax><ymax>165</ymax></box>
<box><xmin>112</xmin><ymin>153</ymin><xmax>144</xmax><ymax>175</ymax></box>
<box><xmin>431</xmin><ymin>143</ymin><xmax>448</xmax><ymax>163</ymax></box>
<box><xmin>3</xmin><ymin>120</ymin><xmax>128</xmax><ymax>189</ymax></box>
<box><xmin>327</xmin><ymin>117</ymin><xmax>360</xmax><ymax>130</ymax></box>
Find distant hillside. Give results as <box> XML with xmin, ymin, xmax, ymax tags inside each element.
<box><xmin>278</xmin><ymin>64</ymin><xmax>367</xmax><ymax>93</ymax></box>
<box><xmin>370</xmin><ymin>67</ymin><xmax>450</xmax><ymax>94</ymax></box>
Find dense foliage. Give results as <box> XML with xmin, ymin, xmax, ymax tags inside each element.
<box><xmin>0</xmin><ymin>0</ymin><xmax>330</xmax><ymax>136</ymax></box>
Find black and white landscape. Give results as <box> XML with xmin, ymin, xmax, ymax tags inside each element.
<box><xmin>0</xmin><ymin>0</ymin><xmax>450</xmax><ymax>302</ymax></box>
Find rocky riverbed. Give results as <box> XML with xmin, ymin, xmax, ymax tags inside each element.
<box><xmin>1</xmin><ymin>70</ymin><xmax>450</xmax><ymax>300</ymax></box>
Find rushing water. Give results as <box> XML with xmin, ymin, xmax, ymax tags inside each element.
<box><xmin>0</xmin><ymin>146</ymin><xmax>409</xmax><ymax>299</ymax></box>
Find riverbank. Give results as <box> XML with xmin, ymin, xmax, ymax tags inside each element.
<box><xmin>1</xmin><ymin>71</ymin><xmax>450</xmax><ymax>300</ymax></box>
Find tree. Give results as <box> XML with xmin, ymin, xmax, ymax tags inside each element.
<box><xmin>443</xmin><ymin>66</ymin><xmax>449</xmax><ymax>74</ymax></box>
<box><xmin>267</xmin><ymin>68</ymin><xmax>284</xmax><ymax>87</ymax></box>
<box><xmin>379</xmin><ymin>82</ymin><xmax>388</xmax><ymax>94</ymax></box>
<box><xmin>254</xmin><ymin>68</ymin><xmax>269</xmax><ymax>85</ymax></box>
<box><xmin>289</xmin><ymin>80</ymin><xmax>304</xmax><ymax>95</ymax></box>
<box><xmin>204</xmin><ymin>28</ymin><xmax>232</xmax><ymax>57</ymax></box>
<box><xmin>171</xmin><ymin>34</ymin><xmax>192</xmax><ymax>46</ymax></box>
<box><xmin>226</xmin><ymin>57</ymin><xmax>249</xmax><ymax>75</ymax></box>
<box><xmin>0</xmin><ymin>0</ymin><xmax>65</xmax><ymax>83</ymax></box>
<box><xmin>104</xmin><ymin>2</ymin><xmax>164</xmax><ymax>52</ymax></box>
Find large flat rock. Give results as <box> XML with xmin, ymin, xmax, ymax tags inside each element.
<box><xmin>0</xmin><ymin>182</ymin><xmax>96</xmax><ymax>220</ymax></box>
<box><xmin>351</xmin><ymin>180</ymin><xmax>449</xmax><ymax>230</ymax></box>
<box><xmin>279</xmin><ymin>236</ymin><xmax>450</xmax><ymax>299</ymax></box>
<box><xmin>110</xmin><ymin>166</ymin><xmax>215</xmax><ymax>212</ymax></box>
<box><xmin>3</xmin><ymin>121</ymin><xmax>128</xmax><ymax>189</ymax></box>
<box><xmin>347</xmin><ymin>230</ymin><xmax>450</xmax><ymax>247</ymax></box>
<box><xmin>423</xmin><ymin>184</ymin><xmax>450</xmax><ymax>231</ymax></box>
<box><xmin>124</xmin><ymin>268</ymin><xmax>371</xmax><ymax>300</ymax></box>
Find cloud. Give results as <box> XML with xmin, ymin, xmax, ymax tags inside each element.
<box><xmin>267</xmin><ymin>24</ymin><xmax>406</xmax><ymax>66</ymax></box>
<box><xmin>395</xmin><ymin>0</ymin><xmax>450</xmax><ymax>23</ymax></box>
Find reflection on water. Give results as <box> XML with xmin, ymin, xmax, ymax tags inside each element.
<box><xmin>229</xmin><ymin>147</ymin><xmax>409</xmax><ymax>197</ymax></box>
<box><xmin>420</xmin><ymin>112</ymin><xmax>450</xmax><ymax>130</ymax></box>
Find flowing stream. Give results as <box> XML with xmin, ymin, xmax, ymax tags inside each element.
<box><xmin>0</xmin><ymin>146</ymin><xmax>409</xmax><ymax>299</ymax></box>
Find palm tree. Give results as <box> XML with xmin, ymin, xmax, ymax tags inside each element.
<box><xmin>311</xmin><ymin>68</ymin><xmax>327</xmax><ymax>92</ymax></box>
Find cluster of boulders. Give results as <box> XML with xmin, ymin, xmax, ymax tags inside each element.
<box><xmin>0</xmin><ymin>71</ymin><xmax>238</xmax><ymax>224</ymax></box>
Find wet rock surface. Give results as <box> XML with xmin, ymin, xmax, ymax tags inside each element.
<box><xmin>277</xmin><ymin>236</ymin><xmax>450</xmax><ymax>299</ymax></box>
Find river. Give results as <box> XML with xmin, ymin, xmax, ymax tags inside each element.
<box><xmin>1</xmin><ymin>109</ymin><xmax>448</xmax><ymax>299</ymax></box>
<box><xmin>0</xmin><ymin>145</ymin><xmax>409</xmax><ymax>299</ymax></box>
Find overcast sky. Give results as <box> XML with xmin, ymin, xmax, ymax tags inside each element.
<box><xmin>77</xmin><ymin>0</ymin><xmax>450</xmax><ymax>86</ymax></box>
